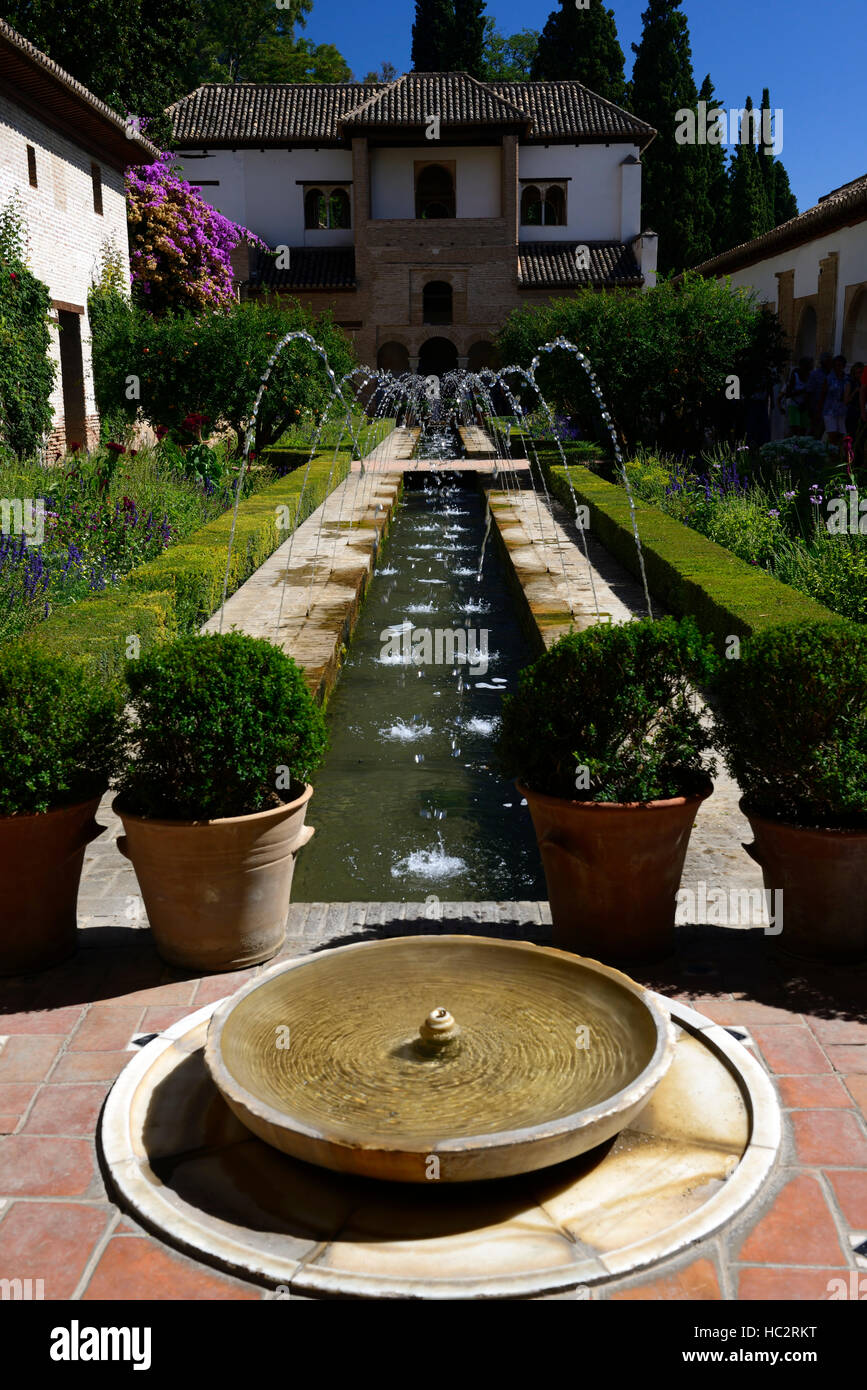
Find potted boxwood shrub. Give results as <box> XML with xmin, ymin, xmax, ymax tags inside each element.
<box><xmin>710</xmin><ymin>621</ymin><xmax>867</xmax><ymax>964</ymax></box>
<box><xmin>0</xmin><ymin>647</ymin><xmax>125</xmax><ymax>974</ymax></box>
<box><xmin>498</xmin><ymin>617</ymin><xmax>716</xmax><ymax>961</ymax></box>
<box><xmin>115</xmin><ymin>632</ymin><xmax>326</xmax><ymax>972</ymax></box>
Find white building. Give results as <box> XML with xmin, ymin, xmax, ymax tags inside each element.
<box><xmin>0</xmin><ymin>19</ymin><xmax>157</xmax><ymax>453</ymax></box>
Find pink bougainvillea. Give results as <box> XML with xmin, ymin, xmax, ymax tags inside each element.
<box><xmin>126</xmin><ymin>155</ymin><xmax>266</xmax><ymax>315</ymax></box>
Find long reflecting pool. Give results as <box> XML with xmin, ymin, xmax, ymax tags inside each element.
<box><xmin>293</xmin><ymin>472</ymin><xmax>546</xmax><ymax>901</ymax></box>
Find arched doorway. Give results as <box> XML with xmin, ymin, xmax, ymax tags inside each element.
<box><xmin>418</xmin><ymin>337</ymin><xmax>458</xmax><ymax>378</ymax></box>
<box><xmin>843</xmin><ymin>289</ymin><xmax>867</xmax><ymax>362</ymax></box>
<box><xmin>422</xmin><ymin>281</ymin><xmax>452</xmax><ymax>325</ymax></box>
<box><xmin>795</xmin><ymin>304</ymin><xmax>817</xmax><ymax>361</ymax></box>
<box><xmin>415</xmin><ymin>164</ymin><xmax>455</xmax><ymax>220</ymax></box>
<box><xmin>377</xmin><ymin>341</ymin><xmax>410</xmax><ymax>375</ymax></box>
<box><xmin>467</xmin><ymin>340</ymin><xmax>497</xmax><ymax>373</ymax></box>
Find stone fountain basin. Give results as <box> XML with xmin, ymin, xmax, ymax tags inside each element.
<box><xmin>204</xmin><ymin>936</ymin><xmax>677</xmax><ymax>1183</ymax></box>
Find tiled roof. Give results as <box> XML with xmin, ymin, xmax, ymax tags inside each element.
<box><xmin>518</xmin><ymin>241</ymin><xmax>643</xmax><ymax>290</ymax></box>
<box><xmin>0</xmin><ymin>18</ymin><xmax>159</xmax><ymax>165</ymax></box>
<box><xmin>690</xmin><ymin>173</ymin><xmax>867</xmax><ymax>277</ymax></box>
<box><xmin>253</xmin><ymin>247</ymin><xmax>356</xmax><ymax>291</ymax></box>
<box><xmin>169</xmin><ymin>83</ymin><xmax>379</xmax><ymax>145</ymax></box>
<box><xmin>169</xmin><ymin>73</ymin><xmax>655</xmax><ymax>148</ymax></box>
<box><xmin>340</xmin><ymin>72</ymin><xmax>529</xmax><ymax>129</ymax></box>
<box><xmin>489</xmin><ymin>80</ymin><xmax>654</xmax><ymax>144</ymax></box>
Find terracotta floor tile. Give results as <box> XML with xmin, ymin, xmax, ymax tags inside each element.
<box><xmin>777</xmin><ymin>1075</ymin><xmax>853</xmax><ymax>1109</ymax></box>
<box><xmin>808</xmin><ymin>1018</ymin><xmax>867</xmax><ymax>1047</ymax></box>
<box><xmin>23</xmin><ymin>1084</ymin><xmax>110</xmax><ymax>1136</ymax></box>
<box><xmin>844</xmin><ymin>1075</ymin><xmax>867</xmax><ymax>1114</ymax></box>
<box><xmin>0</xmin><ymin>1006</ymin><xmax>85</xmax><ymax>1036</ymax></box>
<box><xmin>0</xmin><ymin>1116</ymin><xmax>19</xmax><ymax>1133</ymax></box>
<box><xmin>81</xmin><ymin>1236</ymin><xmax>261</xmax><ymax>1300</ymax></box>
<box><xmin>52</xmin><ymin>1051</ymin><xmax>130</xmax><ymax>1083</ymax></box>
<box><xmin>0</xmin><ymin>1035</ymin><xmax>64</xmax><ymax>1083</ymax></box>
<box><xmin>0</xmin><ymin>1201</ymin><xmax>110</xmax><ymax>1298</ymax></box>
<box><xmin>825</xmin><ymin>1045</ymin><xmax>867</xmax><ymax>1074</ymax></box>
<box><xmin>737</xmin><ymin>1174</ymin><xmax>848</xmax><ymax>1266</ymax></box>
<box><xmin>702</xmin><ymin>1000</ymin><xmax>800</xmax><ymax>1026</ymax></box>
<box><xmin>114</xmin><ymin>981</ymin><xmax>197</xmax><ymax>1007</ymax></box>
<box><xmin>192</xmin><ymin>972</ymin><xmax>257</xmax><ymax>1005</ymax></box>
<box><xmin>70</xmin><ymin>1005</ymin><xmax>143</xmax><ymax>1052</ymax></box>
<box><xmin>751</xmin><ymin>1024</ymin><xmax>831</xmax><ymax>1075</ymax></box>
<box><xmin>140</xmin><ymin>1006</ymin><xmax>196</xmax><ymax>1033</ymax></box>
<box><xmin>0</xmin><ymin>1083</ymin><xmax>37</xmax><ymax>1120</ymax></box>
<box><xmin>610</xmin><ymin>1257</ymin><xmax>721</xmax><ymax>1300</ymax></box>
<box><xmin>0</xmin><ymin>1136</ymin><xmax>94</xmax><ymax>1196</ymax></box>
<box><xmin>738</xmin><ymin>1267</ymin><xmax>854</xmax><ymax>1299</ymax></box>
<box><xmin>791</xmin><ymin>1110</ymin><xmax>867</xmax><ymax>1166</ymax></box>
<box><xmin>826</xmin><ymin>1171</ymin><xmax>867</xmax><ymax>1229</ymax></box>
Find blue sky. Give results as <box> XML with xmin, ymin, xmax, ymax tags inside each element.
<box><xmin>302</xmin><ymin>0</ymin><xmax>864</xmax><ymax>212</ymax></box>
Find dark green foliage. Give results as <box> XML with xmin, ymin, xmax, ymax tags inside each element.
<box><xmin>532</xmin><ymin>0</ymin><xmax>626</xmax><ymax>106</ymax></box>
<box><xmin>480</xmin><ymin>22</ymin><xmax>538</xmax><ymax>80</ymax></box>
<box><xmin>119</xmin><ymin>632</ymin><xmax>327</xmax><ymax>820</ymax></box>
<box><xmin>726</xmin><ymin>96</ymin><xmax>773</xmax><ymax>248</ymax></box>
<box><xmin>411</xmin><ymin>0</ymin><xmax>455</xmax><ymax>70</ymax></box>
<box><xmin>0</xmin><ymin>646</ymin><xmax>126</xmax><ymax>815</ymax></box>
<box><xmin>696</xmin><ymin>73</ymin><xmax>730</xmax><ymax>259</ymax></box>
<box><xmin>88</xmin><ymin>295</ymin><xmax>355</xmax><ymax>454</ymax></box>
<box><xmin>545</xmin><ymin>464</ymin><xmax>842</xmax><ymax>644</ymax></box>
<box><xmin>451</xmin><ymin>0</ymin><xmax>487</xmax><ymax>77</ymax></box>
<box><xmin>709</xmin><ymin>623</ymin><xmax>867</xmax><ymax>829</ymax></box>
<box><xmin>627</xmin><ymin>0</ymin><xmax>705</xmax><ymax>274</ymax></box>
<box><xmin>496</xmin><ymin>275</ymin><xmax>787</xmax><ymax>454</ymax></box>
<box><xmin>0</xmin><ymin>200</ymin><xmax>55</xmax><ymax>457</ymax></box>
<box><xmin>498</xmin><ymin>617</ymin><xmax>716</xmax><ymax>802</ymax></box>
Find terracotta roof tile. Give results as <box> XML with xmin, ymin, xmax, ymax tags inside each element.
<box><xmin>253</xmin><ymin>247</ymin><xmax>356</xmax><ymax>290</ymax></box>
<box><xmin>518</xmin><ymin>241</ymin><xmax>643</xmax><ymax>289</ymax></box>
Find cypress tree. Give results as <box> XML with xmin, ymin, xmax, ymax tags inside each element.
<box><xmin>726</xmin><ymin>97</ymin><xmax>773</xmax><ymax>247</ymax></box>
<box><xmin>627</xmin><ymin>0</ymin><xmax>703</xmax><ymax>274</ymax></box>
<box><xmin>698</xmin><ymin>73</ymin><xmax>730</xmax><ymax>256</ymax></box>
<box><xmin>411</xmin><ymin>0</ymin><xmax>454</xmax><ymax>71</ymax></box>
<box><xmin>756</xmin><ymin>89</ymin><xmax>799</xmax><ymax>227</ymax></box>
<box><xmin>531</xmin><ymin>0</ymin><xmax>626</xmax><ymax>106</ymax></box>
<box><xmin>451</xmin><ymin>0</ymin><xmax>487</xmax><ymax>78</ymax></box>
<box><xmin>772</xmin><ymin>162</ymin><xmax>799</xmax><ymax>225</ymax></box>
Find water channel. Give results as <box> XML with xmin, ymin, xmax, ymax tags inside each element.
<box><xmin>293</xmin><ymin>457</ymin><xmax>547</xmax><ymax>902</ymax></box>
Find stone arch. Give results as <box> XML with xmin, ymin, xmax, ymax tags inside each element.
<box><xmin>377</xmin><ymin>341</ymin><xmax>410</xmax><ymax>375</ymax></box>
<box><xmin>520</xmin><ymin>185</ymin><xmax>542</xmax><ymax>226</ymax></box>
<box><xmin>843</xmin><ymin>287</ymin><xmax>867</xmax><ymax>363</ymax></box>
<box><xmin>794</xmin><ymin>303</ymin><xmax>817</xmax><ymax>362</ymax></box>
<box><xmin>304</xmin><ymin>188</ymin><xmax>326</xmax><ymax>229</ymax></box>
<box><xmin>467</xmin><ymin>340</ymin><xmax>497</xmax><ymax>373</ymax></box>
<box><xmin>418</xmin><ymin>336</ymin><xmax>458</xmax><ymax>377</ymax></box>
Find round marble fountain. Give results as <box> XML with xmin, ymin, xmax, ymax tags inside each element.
<box><xmin>101</xmin><ymin>936</ymin><xmax>781</xmax><ymax>1298</ymax></box>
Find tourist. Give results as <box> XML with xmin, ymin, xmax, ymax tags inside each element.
<box><xmin>780</xmin><ymin>356</ymin><xmax>812</xmax><ymax>437</ymax></box>
<box><xmin>821</xmin><ymin>355</ymin><xmax>849</xmax><ymax>458</ymax></box>
<box><xmin>744</xmin><ymin>367</ymin><xmax>773</xmax><ymax>447</ymax></box>
<box><xmin>807</xmin><ymin>351</ymin><xmax>833</xmax><ymax>436</ymax></box>
<box><xmin>845</xmin><ymin>361</ymin><xmax>864</xmax><ymax>439</ymax></box>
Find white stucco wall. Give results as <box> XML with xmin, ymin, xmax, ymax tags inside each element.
<box><xmin>370</xmin><ymin>145</ymin><xmax>501</xmax><ymax>220</ymax></box>
<box><xmin>722</xmin><ymin>218</ymin><xmax>867</xmax><ymax>358</ymax></box>
<box><xmin>517</xmin><ymin>143</ymin><xmax>640</xmax><ymax>242</ymax></box>
<box><xmin>0</xmin><ymin>93</ymin><xmax>130</xmax><ymax>433</ymax></box>
<box><xmin>174</xmin><ymin>147</ymin><xmax>354</xmax><ymax>248</ymax></box>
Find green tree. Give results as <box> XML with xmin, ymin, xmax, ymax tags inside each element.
<box><xmin>0</xmin><ymin>196</ymin><xmax>55</xmax><ymax>457</ymax></box>
<box><xmin>244</xmin><ymin>37</ymin><xmax>351</xmax><ymax>83</ymax></box>
<box><xmin>756</xmin><ymin>89</ymin><xmax>798</xmax><ymax>228</ymax></box>
<box><xmin>481</xmin><ymin>23</ymin><xmax>538</xmax><ymax>80</ymax></box>
<box><xmin>627</xmin><ymin>0</ymin><xmax>704</xmax><ymax>274</ymax></box>
<box><xmin>201</xmin><ymin>0</ymin><xmax>310</xmax><ymax>82</ymax></box>
<box><xmin>363</xmin><ymin>62</ymin><xmax>398</xmax><ymax>84</ymax></box>
<box><xmin>411</xmin><ymin>0</ymin><xmax>454</xmax><ymax>70</ymax></box>
<box><xmin>727</xmin><ymin>96</ymin><xmax>773</xmax><ymax>248</ymax></box>
<box><xmin>451</xmin><ymin>0</ymin><xmax>487</xmax><ymax>77</ymax></box>
<box><xmin>532</xmin><ymin>0</ymin><xmax>626</xmax><ymax>105</ymax></box>
<box><xmin>698</xmin><ymin>73</ymin><xmax>730</xmax><ymax>258</ymax></box>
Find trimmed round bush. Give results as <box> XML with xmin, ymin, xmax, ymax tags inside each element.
<box><xmin>0</xmin><ymin>646</ymin><xmax>126</xmax><ymax>816</ymax></box>
<box><xmin>498</xmin><ymin>616</ymin><xmax>717</xmax><ymax>802</ymax></box>
<box><xmin>119</xmin><ymin>632</ymin><xmax>327</xmax><ymax>819</ymax></box>
<box><xmin>709</xmin><ymin>621</ymin><xmax>867</xmax><ymax>829</ymax></box>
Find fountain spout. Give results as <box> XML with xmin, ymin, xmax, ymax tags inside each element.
<box><xmin>416</xmin><ymin>1007</ymin><xmax>461</xmax><ymax>1056</ymax></box>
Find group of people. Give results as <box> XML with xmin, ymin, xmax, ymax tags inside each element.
<box><xmin>781</xmin><ymin>352</ymin><xmax>866</xmax><ymax>459</ymax></box>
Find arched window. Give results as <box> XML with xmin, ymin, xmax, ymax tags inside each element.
<box><xmin>544</xmin><ymin>185</ymin><xmax>565</xmax><ymax>226</ymax></box>
<box><xmin>520</xmin><ymin>186</ymin><xmax>542</xmax><ymax>225</ymax></box>
<box><xmin>422</xmin><ymin>281</ymin><xmax>452</xmax><ymax>325</ymax></box>
<box><xmin>305</xmin><ymin>188</ymin><xmax>327</xmax><ymax>229</ymax></box>
<box><xmin>377</xmin><ymin>342</ymin><xmax>410</xmax><ymax>375</ymax></box>
<box><xmin>329</xmin><ymin>188</ymin><xmax>351</xmax><ymax>229</ymax></box>
<box><xmin>416</xmin><ymin>164</ymin><xmax>455</xmax><ymax>220</ymax></box>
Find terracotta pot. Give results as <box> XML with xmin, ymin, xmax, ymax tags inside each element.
<box><xmin>0</xmin><ymin>797</ymin><xmax>105</xmax><ymax>975</ymax></box>
<box><xmin>114</xmin><ymin>785</ymin><xmax>315</xmax><ymax>973</ymax></box>
<box><xmin>519</xmin><ymin>780</ymin><xmax>712</xmax><ymax>962</ymax></box>
<box><xmin>742</xmin><ymin>801</ymin><xmax>867</xmax><ymax>964</ymax></box>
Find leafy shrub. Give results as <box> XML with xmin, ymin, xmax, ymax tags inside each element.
<box><xmin>0</xmin><ymin>646</ymin><xmax>126</xmax><ymax>815</ymax></box>
<box><xmin>119</xmin><ymin>633</ymin><xmax>327</xmax><ymax>819</ymax></box>
<box><xmin>709</xmin><ymin>622</ymin><xmax>867</xmax><ymax>829</ymax></box>
<box><xmin>498</xmin><ymin>617</ymin><xmax>717</xmax><ymax>802</ymax></box>
<box><xmin>88</xmin><ymin>295</ymin><xmax>355</xmax><ymax>453</ymax></box>
<box><xmin>0</xmin><ymin>198</ymin><xmax>55</xmax><ymax>457</ymax></box>
<box><xmin>497</xmin><ymin>274</ymin><xmax>787</xmax><ymax>454</ymax></box>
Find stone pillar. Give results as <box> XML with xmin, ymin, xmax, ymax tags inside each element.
<box><xmin>775</xmin><ymin>268</ymin><xmax>795</xmax><ymax>355</ymax></box>
<box><xmin>351</xmin><ymin>137</ymin><xmax>370</xmax><ymax>226</ymax></box>
<box><xmin>458</xmin><ymin>354</ymin><xmax>468</xmax><ymax>370</ymax></box>
<box><xmin>409</xmin><ymin>354</ymin><xmax>420</xmax><ymax>373</ymax></box>
<box><xmin>817</xmin><ymin>251</ymin><xmax>839</xmax><ymax>356</ymax></box>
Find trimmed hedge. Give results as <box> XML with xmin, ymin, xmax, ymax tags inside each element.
<box><xmin>33</xmin><ymin>451</ymin><xmax>350</xmax><ymax>681</ymax></box>
<box><xmin>548</xmin><ymin>464</ymin><xmax>842</xmax><ymax>643</ymax></box>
